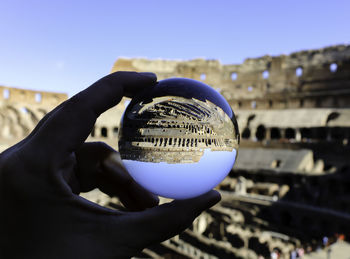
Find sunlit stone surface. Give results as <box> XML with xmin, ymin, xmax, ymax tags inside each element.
<box><xmin>119</xmin><ymin>78</ymin><xmax>240</xmax><ymax>199</ymax></box>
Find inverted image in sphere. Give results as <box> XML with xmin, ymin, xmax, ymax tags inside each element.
<box><xmin>118</xmin><ymin>78</ymin><xmax>239</xmax><ymax>199</ymax></box>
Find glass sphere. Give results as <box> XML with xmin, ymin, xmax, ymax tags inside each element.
<box><xmin>118</xmin><ymin>78</ymin><xmax>240</xmax><ymax>199</ymax></box>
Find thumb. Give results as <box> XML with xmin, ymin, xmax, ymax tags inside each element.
<box><xmin>124</xmin><ymin>190</ymin><xmax>221</xmax><ymax>247</ymax></box>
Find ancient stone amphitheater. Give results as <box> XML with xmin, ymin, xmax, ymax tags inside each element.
<box><xmin>1</xmin><ymin>45</ymin><xmax>350</xmax><ymax>258</ymax></box>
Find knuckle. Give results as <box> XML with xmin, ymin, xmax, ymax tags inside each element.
<box><xmin>93</xmin><ymin>142</ymin><xmax>116</xmax><ymax>156</ymax></box>
<box><xmin>95</xmin><ymin>141</ymin><xmax>112</xmax><ymax>150</ymax></box>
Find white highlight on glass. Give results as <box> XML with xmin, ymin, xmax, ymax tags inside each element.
<box><xmin>122</xmin><ymin>148</ymin><xmax>237</xmax><ymax>199</ymax></box>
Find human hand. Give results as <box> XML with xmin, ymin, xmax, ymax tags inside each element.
<box><xmin>0</xmin><ymin>71</ymin><xmax>221</xmax><ymax>259</ymax></box>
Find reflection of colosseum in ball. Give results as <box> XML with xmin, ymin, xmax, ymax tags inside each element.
<box><xmin>118</xmin><ymin>78</ymin><xmax>239</xmax><ymax>199</ymax></box>
<box><xmin>119</xmin><ymin>96</ymin><xmax>239</xmax><ymax>164</ymax></box>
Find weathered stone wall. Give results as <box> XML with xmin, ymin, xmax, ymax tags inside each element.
<box><xmin>3</xmin><ymin>45</ymin><xmax>348</xmax><ymax>150</ymax></box>
<box><xmin>0</xmin><ymin>86</ymin><xmax>68</xmax><ymax>150</ymax></box>
<box><xmin>112</xmin><ymin>45</ymin><xmax>350</xmax><ymax>110</ymax></box>
<box><xmin>0</xmin><ymin>85</ymin><xmax>67</xmax><ymax>106</ymax></box>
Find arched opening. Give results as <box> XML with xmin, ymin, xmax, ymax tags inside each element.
<box><xmin>256</xmin><ymin>125</ymin><xmax>266</xmax><ymax>141</ymax></box>
<box><xmin>3</xmin><ymin>89</ymin><xmax>10</xmax><ymax>99</ymax></box>
<box><xmin>251</xmin><ymin>101</ymin><xmax>257</xmax><ymax>109</ymax></box>
<box><xmin>227</xmin><ymin>234</ymin><xmax>244</xmax><ymax>248</ymax></box>
<box><xmin>242</xmin><ymin>127</ymin><xmax>251</xmax><ymax>139</ymax></box>
<box><xmin>20</xmin><ymin>107</ymin><xmax>28</xmax><ymax>114</ymax></box>
<box><xmin>268</xmin><ymin>100</ymin><xmax>273</xmax><ymax>108</ymax></box>
<box><xmin>231</xmin><ymin>72</ymin><xmax>237</xmax><ymax>81</ymax></box>
<box><xmin>101</xmin><ymin>127</ymin><xmax>108</xmax><ymax>137</ymax></box>
<box><xmin>248</xmin><ymin>237</ymin><xmax>270</xmax><ymax>258</ymax></box>
<box><xmin>296</xmin><ymin>67</ymin><xmax>303</xmax><ymax>77</ymax></box>
<box><xmin>270</xmin><ymin>127</ymin><xmax>281</xmax><ymax>139</ymax></box>
<box><xmin>285</xmin><ymin>128</ymin><xmax>296</xmax><ymax>139</ymax></box>
<box><xmin>262</xmin><ymin>70</ymin><xmax>269</xmax><ymax>79</ymax></box>
<box><xmin>300</xmin><ymin>127</ymin><xmax>312</xmax><ymax>140</ymax></box>
<box><xmin>113</xmin><ymin>127</ymin><xmax>119</xmax><ymax>137</ymax></box>
<box><xmin>330</xmin><ymin>63</ymin><xmax>338</xmax><ymax>73</ymax></box>
<box><xmin>35</xmin><ymin>93</ymin><xmax>42</xmax><ymax>103</ymax></box>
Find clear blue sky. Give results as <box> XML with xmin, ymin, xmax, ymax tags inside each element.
<box><xmin>1</xmin><ymin>0</ymin><xmax>349</xmax><ymax>96</ymax></box>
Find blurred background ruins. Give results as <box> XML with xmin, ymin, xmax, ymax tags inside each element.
<box><xmin>1</xmin><ymin>1</ymin><xmax>350</xmax><ymax>258</ymax></box>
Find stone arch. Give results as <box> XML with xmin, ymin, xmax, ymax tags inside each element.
<box><xmin>285</xmin><ymin>128</ymin><xmax>296</xmax><ymax>139</ymax></box>
<box><xmin>101</xmin><ymin>127</ymin><xmax>108</xmax><ymax>137</ymax></box>
<box><xmin>12</xmin><ymin>104</ymin><xmax>39</xmax><ymax>131</ymax></box>
<box><xmin>37</xmin><ymin>108</ymin><xmax>48</xmax><ymax>117</ymax></box>
<box><xmin>242</xmin><ymin>127</ymin><xmax>251</xmax><ymax>139</ymax></box>
<box><xmin>248</xmin><ymin>237</ymin><xmax>270</xmax><ymax>258</ymax></box>
<box><xmin>113</xmin><ymin>127</ymin><xmax>119</xmax><ymax>137</ymax></box>
<box><xmin>256</xmin><ymin>125</ymin><xmax>266</xmax><ymax>141</ymax></box>
<box><xmin>300</xmin><ymin>127</ymin><xmax>312</xmax><ymax>140</ymax></box>
<box><xmin>270</xmin><ymin>127</ymin><xmax>281</xmax><ymax>139</ymax></box>
<box><xmin>23</xmin><ymin>106</ymin><xmax>40</xmax><ymax>124</ymax></box>
<box><xmin>268</xmin><ymin>100</ymin><xmax>273</xmax><ymax>108</ymax></box>
<box><xmin>227</xmin><ymin>233</ymin><xmax>244</xmax><ymax>249</ymax></box>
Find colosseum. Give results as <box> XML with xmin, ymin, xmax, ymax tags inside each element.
<box><xmin>1</xmin><ymin>44</ymin><xmax>350</xmax><ymax>258</ymax></box>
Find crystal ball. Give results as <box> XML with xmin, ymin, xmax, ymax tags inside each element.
<box><xmin>118</xmin><ymin>78</ymin><xmax>240</xmax><ymax>199</ymax></box>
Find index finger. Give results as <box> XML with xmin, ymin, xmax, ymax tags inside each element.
<box><xmin>29</xmin><ymin>71</ymin><xmax>157</xmax><ymax>159</ymax></box>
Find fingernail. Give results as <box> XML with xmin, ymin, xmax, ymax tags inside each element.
<box><xmin>139</xmin><ymin>72</ymin><xmax>157</xmax><ymax>80</ymax></box>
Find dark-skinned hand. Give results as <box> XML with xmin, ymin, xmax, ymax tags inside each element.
<box><xmin>0</xmin><ymin>71</ymin><xmax>221</xmax><ymax>259</ymax></box>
